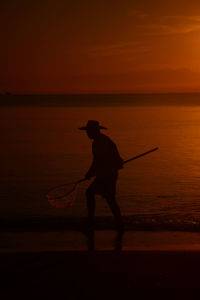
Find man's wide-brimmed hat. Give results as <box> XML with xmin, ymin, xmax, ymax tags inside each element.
<box><xmin>78</xmin><ymin>120</ymin><xmax>107</xmax><ymax>130</ymax></box>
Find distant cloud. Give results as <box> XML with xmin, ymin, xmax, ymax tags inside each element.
<box><xmin>165</xmin><ymin>15</ymin><xmax>200</xmax><ymax>22</ymax></box>
<box><xmin>137</xmin><ymin>14</ymin><xmax>200</xmax><ymax>35</ymax></box>
<box><xmin>129</xmin><ymin>9</ymin><xmax>149</xmax><ymax>19</ymax></box>
<box><xmin>138</xmin><ymin>24</ymin><xmax>200</xmax><ymax>35</ymax></box>
<box><xmin>88</xmin><ymin>41</ymin><xmax>151</xmax><ymax>57</ymax></box>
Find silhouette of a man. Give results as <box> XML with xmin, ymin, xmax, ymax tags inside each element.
<box><xmin>78</xmin><ymin>120</ymin><xmax>124</xmax><ymax>236</ymax></box>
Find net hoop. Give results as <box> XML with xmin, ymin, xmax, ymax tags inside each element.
<box><xmin>46</xmin><ymin>181</ymin><xmax>80</xmax><ymax>208</ymax></box>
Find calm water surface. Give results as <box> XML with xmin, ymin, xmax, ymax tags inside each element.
<box><xmin>1</xmin><ymin>102</ymin><xmax>200</xmax><ymax>227</ymax></box>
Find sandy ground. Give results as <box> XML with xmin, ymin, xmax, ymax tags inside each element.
<box><xmin>1</xmin><ymin>231</ymin><xmax>200</xmax><ymax>299</ymax></box>
<box><xmin>1</xmin><ymin>250</ymin><xmax>200</xmax><ymax>299</ymax></box>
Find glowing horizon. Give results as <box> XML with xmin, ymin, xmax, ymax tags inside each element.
<box><xmin>1</xmin><ymin>0</ymin><xmax>200</xmax><ymax>94</ymax></box>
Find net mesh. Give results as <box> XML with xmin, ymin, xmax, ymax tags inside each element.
<box><xmin>46</xmin><ymin>182</ymin><xmax>79</xmax><ymax>208</ymax></box>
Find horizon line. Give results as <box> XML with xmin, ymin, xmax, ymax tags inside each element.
<box><xmin>2</xmin><ymin>92</ymin><xmax>200</xmax><ymax>96</ymax></box>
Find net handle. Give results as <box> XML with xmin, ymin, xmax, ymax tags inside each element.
<box><xmin>123</xmin><ymin>147</ymin><xmax>158</xmax><ymax>164</ymax></box>
<box><xmin>74</xmin><ymin>148</ymin><xmax>159</xmax><ymax>182</ymax></box>
<box><xmin>46</xmin><ymin>147</ymin><xmax>158</xmax><ymax>197</ymax></box>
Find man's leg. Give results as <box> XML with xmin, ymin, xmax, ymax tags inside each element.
<box><xmin>86</xmin><ymin>185</ymin><xmax>96</xmax><ymax>250</ymax></box>
<box><xmin>86</xmin><ymin>185</ymin><xmax>96</xmax><ymax>230</ymax></box>
<box><xmin>105</xmin><ymin>195</ymin><xmax>124</xmax><ymax>234</ymax></box>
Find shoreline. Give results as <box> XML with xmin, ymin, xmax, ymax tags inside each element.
<box><xmin>2</xmin><ymin>230</ymin><xmax>200</xmax><ymax>253</ymax></box>
<box><xmin>2</xmin><ymin>215</ymin><xmax>200</xmax><ymax>232</ymax></box>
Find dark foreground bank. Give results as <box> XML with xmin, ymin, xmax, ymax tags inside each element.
<box><xmin>1</xmin><ymin>250</ymin><xmax>200</xmax><ymax>299</ymax></box>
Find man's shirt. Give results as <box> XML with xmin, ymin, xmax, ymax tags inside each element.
<box><xmin>87</xmin><ymin>133</ymin><xmax>123</xmax><ymax>178</ymax></box>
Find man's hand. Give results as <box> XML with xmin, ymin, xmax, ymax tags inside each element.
<box><xmin>85</xmin><ymin>172</ymin><xmax>93</xmax><ymax>180</ymax></box>
<box><xmin>85</xmin><ymin>162</ymin><xmax>95</xmax><ymax>180</ymax></box>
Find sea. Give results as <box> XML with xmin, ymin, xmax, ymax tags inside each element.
<box><xmin>1</xmin><ymin>93</ymin><xmax>200</xmax><ymax>251</ymax></box>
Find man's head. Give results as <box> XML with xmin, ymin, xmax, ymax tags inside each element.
<box><xmin>78</xmin><ymin>120</ymin><xmax>107</xmax><ymax>139</ymax></box>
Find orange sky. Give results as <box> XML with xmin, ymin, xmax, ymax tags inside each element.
<box><xmin>1</xmin><ymin>0</ymin><xmax>200</xmax><ymax>94</ymax></box>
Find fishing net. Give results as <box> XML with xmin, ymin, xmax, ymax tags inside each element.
<box><xmin>46</xmin><ymin>147</ymin><xmax>158</xmax><ymax>209</ymax></box>
<box><xmin>46</xmin><ymin>182</ymin><xmax>80</xmax><ymax>208</ymax></box>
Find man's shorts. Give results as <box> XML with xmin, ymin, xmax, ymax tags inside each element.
<box><xmin>87</xmin><ymin>173</ymin><xmax>118</xmax><ymax>198</ymax></box>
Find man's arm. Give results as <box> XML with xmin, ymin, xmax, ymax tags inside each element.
<box><xmin>85</xmin><ymin>161</ymin><xmax>95</xmax><ymax>179</ymax></box>
<box><xmin>85</xmin><ymin>141</ymin><xmax>96</xmax><ymax>179</ymax></box>
<box><xmin>110</xmin><ymin>140</ymin><xmax>124</xmax><ymax>170</ymax></box>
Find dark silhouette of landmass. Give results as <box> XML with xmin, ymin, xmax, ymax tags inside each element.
<box><xmin>1</xmin><ymin>93</ymin><xmax>200</xmax><ymax>106</ymax></box>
